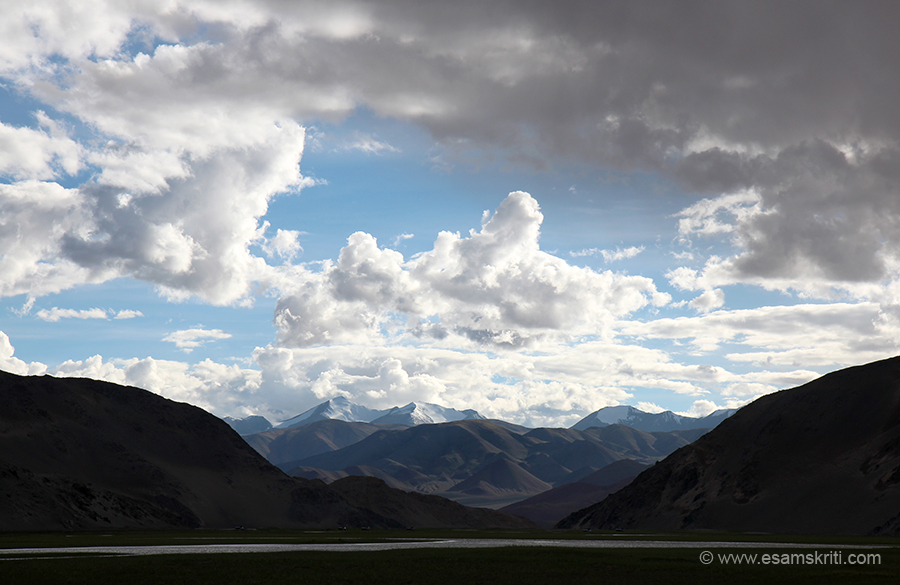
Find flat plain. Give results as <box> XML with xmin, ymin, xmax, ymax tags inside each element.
<box><xmin>1</xmin><ymin>529</ymin><xmax>897</xmax><ymax>585</ymax></box>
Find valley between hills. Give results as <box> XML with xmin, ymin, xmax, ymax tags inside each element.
<box><xmin>241</xmin><ymin>418</ymin><xmax>704</xmax><ymax>523</ymax></box>
<box><xmin>3</xmin><ymin>356</ymin><xmax>900</xmax><ymax>535</ymax></box>
<box><xmin>230</xmin><ymin>397</ymin><xmax>732</xmax><ymax>525</ymax></box>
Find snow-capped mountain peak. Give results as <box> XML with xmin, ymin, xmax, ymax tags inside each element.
<box><xmin>276</xmin><ymin>396</ymin><xmax>384</xmax><ymax>429</ymax></box>
<box><xmin>586</xmin><ymin>405</ymin><xmax>639</xmax><ymax>426</ymax></box>
<box><xmin>221</xmin><ymin>414</ymin><xmax>273</xmax><ymax>435</ymax></box>
<box><xmin>275</xmin><ymin>397</ymin><xmax>485</xmax><ymax>429</ymax></box>
<box><xmin>370</xmin><ymin>402</ymin><xmax>485</xmax><ymax>426</ymax></box>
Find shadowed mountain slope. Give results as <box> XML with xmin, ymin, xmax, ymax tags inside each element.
<box><xmin>245</xmin><ymin>419</ymin><xmax>405</xmax><ymax>465</ymax></box>
<box><xmin>287</xmin><ymin>420</ymin><xmax>533</xmax><ymax>489</ymax></box>
<box><xmin>329</xmin><ymin>476</ymin><xmax>537</xmax><ymax>529</ymax></box>
<box><xmin>577</xmin><ymin>459</ymin><xmax>650</xmax><ymax>487</ymax></box>
<box><xmin>446</xmin><ymin>456</ymin><xmax>552</xmax><ymax>497</ymax></box>
<box><xmin>285</xmin><ymin>420</ymin><xmax>709</xmax><ymax>508</ymax></box>
<box><xmin>0</xmin><ymin>371</ymin><xmax>367</xmax><ymax>530</ymax></box>
<box><xmin>0</xmin><ymin>371</ymin><xmax>532</xmax><ymax>531</ymax></box>
<box><xmin>222</xmin><ymin>415</ymin><xmax>272</xmax><ymax>435</ymax></box>
<box><xmin>558</xmin><ymin>356</ymin><xmax>900</xmax><ymax>535</ymax></box>
<box><xmin>500</xmin><ymin>459</ymin><xmax>648</xmax><ymax>527</ymax></box>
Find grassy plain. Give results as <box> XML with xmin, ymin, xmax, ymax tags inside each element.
<box><xmin>1</xmin><ymin>529</ymin><xmax>897</xmax><ymax>585</ymax></box>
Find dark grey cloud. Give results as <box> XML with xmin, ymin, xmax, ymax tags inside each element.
<box><xmin>335</xmin><ymin>0</ymin><xmax>900</xmax><ymax>160</ymax></box>
<box><xmin>350</xmin><ymin>0</ymin><xmax>900</xmax><ymax>286</ymax></box>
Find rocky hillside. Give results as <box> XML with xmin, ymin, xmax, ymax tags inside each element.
<box><xmin>283</xmin><ymin>419</ymin><xmax>706</xmax><ymax>508</ymax></box>
<box><xmin>558</xmin><ymin>356</ymin><xmax>900</xmax><ymax>535</ymax></box>
<box><xmin>0</xmin><ymin>371</ymin><xmax>533</xmax><ymax>531</ymax></box>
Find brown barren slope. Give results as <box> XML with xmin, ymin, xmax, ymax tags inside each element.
<box><xmin>558</xmin><ymin>356</ymin><xmax>900</xmax><ymax>535</ymax></box>
<box><xmin>0</xmin><ymin>371</ymin><xmax>534</xmax><ymax>531</ymax></box>
<box><xmin>0</xmin><ymin>371</ymin><xmax>385</xmax><ymax>530</ymax></box>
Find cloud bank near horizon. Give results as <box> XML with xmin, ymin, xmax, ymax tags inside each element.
<box><xmin>1</xmin><ymin>190</ymin><xmax>890</xmax><ymax>426</ymax></box>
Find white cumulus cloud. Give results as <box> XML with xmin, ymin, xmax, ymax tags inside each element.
<box><xmin>0</xmin><ymin>331</ymin><xmax>47</xmax><ymax>376</ymax></box>
<box><xmin>688</xmin><ymin>289</ymin><xmax>725</xmax><ymax>313</ymax></box>
<box><xmin>274</xmin><ymin>191</ymin><xmax>670</xmax><ymax>348</ymax></box>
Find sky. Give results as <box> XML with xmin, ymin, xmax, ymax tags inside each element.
<box><xmin>1</xmin><ymin>0</ymin><xmax>900</xmax><ymax>427</ymax></box>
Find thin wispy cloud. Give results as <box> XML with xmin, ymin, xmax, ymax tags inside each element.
<box><xmin>34</xmin><ymin>307</ymin><xmax>144</xmax><ymax>322</ymax></box>
<box><xmin>392</xmin><ymin>233</ymin><xmax>414</xmax><ymax>247</ymax></box>
<box><xmin>162</xmin><ymin>328</ymin><xmax>232</xmax><ymax>353</ymax></box>
<box><xmin>35</xmin><ymin>308</ymin><xmax>109</xmax><ymax>322</ymax></box>
<box><xmin>570</xmin><ymin>246</ymin><xmax>645</xmax><ymax>263</ymax></box>
<box><xmin>113</xmin><ymin>310</ymin><xmax>143</xmax><ymax>320</ymax></box>
<box><xmin>337</xmin><ymin>132</ymin><xmax>400</xmax><ymax>154</ymax></box>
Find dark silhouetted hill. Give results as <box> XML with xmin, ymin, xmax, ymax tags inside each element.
<box><xmin>0</xmin><ymin>371</ymin><xmax>534</xmax><ymax>531</ymax></box>
<box><xmin>558</xmin><ymin>356</ymin><xmax>900</xmax><ymax>535</ymax></box>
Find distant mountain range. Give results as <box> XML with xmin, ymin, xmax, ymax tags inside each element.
<box><xmin>221</xmin><ymin>414</ymin><xmax>274</xmax><ymax>435</ymax></box>
<box><xmin>227</xmin><ymin>396</ymin><xmax>485</xmax><ymax>433</ymax></box>
<box><xmin>224</xmin><ymin>398</ymin><xmax>735</xmax><ymax>435</ymax></box>
<box><xmin>0</xmin><ymin>371</ymin><xmax>534</xmax><ymax>531</ymax></box>
<box><xmin>370</xmin><ymin>402</ymin><xmax>484</xmax><ymax>426</ymax></box>
<box><xmin>571</xmin><ymin>405</ymin><xmax>737</xmax><ymax>432</ymax></box>
<box><xmin>2</xmin><ymin>367</ymin><xmax>721</xmax><ymax>531</ymax></box>
<box><xmin>229</xmin><ymin>398</ymin><xmax>735</xmax><ymax>514</ymax></box>
<box><xmin>275</xmin><ymin>396</ymin><xmax>386</xmax><ymax>428</ymax></box>
<box><xmin>8</xmin><ymin>354</ymin><xmax>900</xmax><ymax>535</ymax></box>
<box><xmin>558</xmin><ymin>355</ymin><xmax>900</xmax><ymax>535</ymax></box>
<box><xmin>262</xmin><ymin>419</ymin><xmax>707</xmax><ymax>509</ymax></box>
<box><xmin>244</xmin><ymin>419</ymin><xmax>407</xmax><ymax>465</ymax></box>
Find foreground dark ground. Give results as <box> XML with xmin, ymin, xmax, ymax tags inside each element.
<box><xmin>1</xmin><ymin>529</ymin><xmax>896</xmax><ymax>585</ymax></box>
